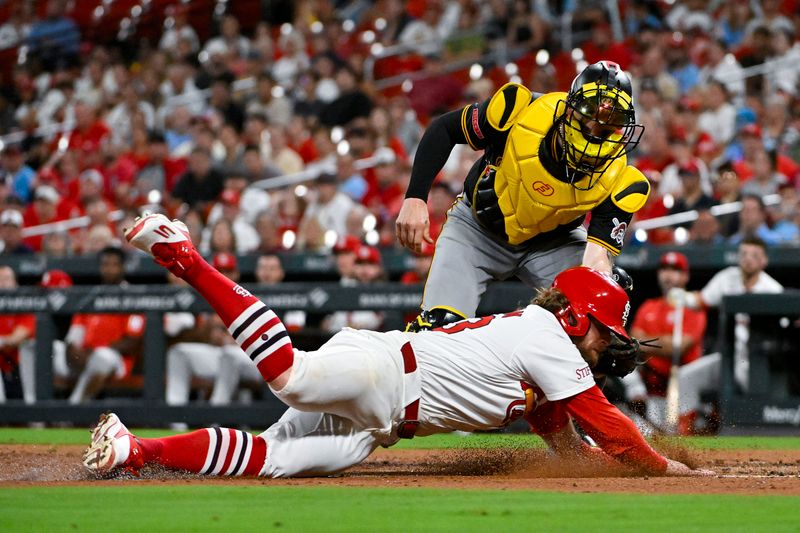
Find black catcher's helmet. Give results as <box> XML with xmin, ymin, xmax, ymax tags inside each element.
<box><xmin>555</xmin><ymin>61</ymin><xmax>644</xmax><ymax>188</ymax></box>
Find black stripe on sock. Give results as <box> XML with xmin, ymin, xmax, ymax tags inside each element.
<box><xmin>232</xmin><ymin>431</ymin><xmax>249</xmax><ymax>475</ymax></box>
<box><xmin>232</xmin><ymin>305</ymin><xmax>268</xmax><ymax>340</ymax></box>
<box><xmin>204</xmin><ymin>427</ymin><xmax>223</xmax><ymax>475</ymax></box>
<box><xmin>249</xmin><ymin>330</ymin><xmax>289</xmax><ymax>362</ymax></box>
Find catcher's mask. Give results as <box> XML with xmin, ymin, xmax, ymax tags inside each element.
<box><xmin>554</xmin><ymin>61</ymin><xmax>644</xmax><ymax>189</ymax></box>
<box><xmin>551</xmin><ymin>266</ymin><xmax>631</xmax><ymax>342</ymax></box>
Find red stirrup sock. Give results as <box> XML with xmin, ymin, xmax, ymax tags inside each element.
<box><xmin>137</xmin><ymin>428</ymin><xmax>267</xmax><ymax>476</ymax></box>
<box><xmin>180</xmin><ymin>251</ymin><xmax>294</xmax><ymax>382</ymax></box>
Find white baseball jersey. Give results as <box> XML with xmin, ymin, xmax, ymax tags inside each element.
<box><xmin>700</xmin><ymin>266</ymin><xmax>783</xmax><ymax>306</ymax></box>
<box><xmin>700</xmin><ymin>266</ymin><xmax>783</xmax><ymax>390</ymax></box>
<box><xmin>263</xmin><ymin>304</ymin><xmax>597</xmax><ymax>477</ymax></box>
<box><xmin>402</xmin><ymin>305</ymin><xmax>595</xmax><ymax>435</ymax></box>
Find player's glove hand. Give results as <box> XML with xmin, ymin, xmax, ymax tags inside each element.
<box><xmin>594</xmin><ymin>336</ymin><xmax>658</xmax><ymax>378</ymax></box>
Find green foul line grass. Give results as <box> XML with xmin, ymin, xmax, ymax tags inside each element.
<box><xmin>1</xmin><ymin>486</ymin><xmax>798</xmax><ymax>532</ymax></box>
<box><xmin>2</xmin><ymin>427</ymin><xmax>800</xmax><ymax>450</ymax></box>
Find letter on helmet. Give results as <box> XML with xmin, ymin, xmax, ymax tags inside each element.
<box><xmin>555</xmin><ymin>61</ymin><xmax>645</xmax><ymax>187</ymax></box>
<box><xmin>551</xmin><ymin>266</ymin><xmax>631</xmax><ymax>341</ymax></box>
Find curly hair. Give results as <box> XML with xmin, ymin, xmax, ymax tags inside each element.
<box><xmin>532</xmin><ymin>287</ymin><xmax>570</xmax><ymax>316</ymax></box>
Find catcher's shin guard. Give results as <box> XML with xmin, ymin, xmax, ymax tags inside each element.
<box><xmin>405</xmin><ymin>307</ymin><xmax>467</xmax><ymax>332</ymax></box>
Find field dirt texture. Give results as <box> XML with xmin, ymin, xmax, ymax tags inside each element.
<box><xmin>2</xmin><ymin>442</ymin><xmax>800</xmax><ymax>495</ymax></box>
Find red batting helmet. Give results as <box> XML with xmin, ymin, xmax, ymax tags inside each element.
<box><xmin>40</xmin><ymin>269</ymin><xmax>73</xmax><ymax>288</ymax></box>
<box><xmin>551</xmin><ymin>266</ymin><xmax>631</xmax><ymax>341</ymax></box>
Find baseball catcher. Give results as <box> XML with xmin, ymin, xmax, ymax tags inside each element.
<box><xmin>397</xmin><ymin>61</ymin><xmax>649</xmax><ymax>332</ymax></box>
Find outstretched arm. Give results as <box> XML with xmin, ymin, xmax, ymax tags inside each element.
<box><xmin>563</xmin><ymin>385</ymin><xmax>713</xmax><ymax>476</ymax></box>
<box><xmin>397</xmin><ymin>108</ymin><xmax>470</xmax><ymax>252</ymax></box>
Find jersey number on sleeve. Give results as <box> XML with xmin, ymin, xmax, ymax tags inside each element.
<box><xmin>435</xmin><ymin>310</ymin><xmax>524</xmax><ymax>334</ymax></box>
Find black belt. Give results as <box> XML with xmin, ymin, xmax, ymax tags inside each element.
<box><xmin>397</xmin><ymin>342</ymin><xmax>420</xmax><ymax>439</ymax></box>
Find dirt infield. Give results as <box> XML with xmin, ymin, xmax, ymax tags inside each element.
<box><xmin>1</xmin><ymin>443</ymin><xmax>799</xmax><ymax>494</ymax></box>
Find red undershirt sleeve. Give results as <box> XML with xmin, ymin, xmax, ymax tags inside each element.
<box><xmin>562</xmin><ymin>385</ymin><xmax>668</xmax><ymax>474</ymax></box>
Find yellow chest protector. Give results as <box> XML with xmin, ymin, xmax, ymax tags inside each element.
<box><xmin>475</xmin><ymin>91</ymin><xmax>628</xmax><ymax>246</ymax></box>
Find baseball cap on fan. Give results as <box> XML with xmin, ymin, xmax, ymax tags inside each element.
<box><xmin>0</xmin><ymin>209</ymin><xmax>23</xmax><ymax>227</ymax></box>
<box><xmin>659</xmin><ymin>251</ymin><xmax>689</xmax><ymax>272</ymax></box>
<box><xmin>212</xmin><ymin>252</ymin><xmax>238</xmax><ymax>272</ymax></box>
<box><xmin>355</xmin><ymin>244</ymin><xmax>381</xmax><ymax>265</ymax></box>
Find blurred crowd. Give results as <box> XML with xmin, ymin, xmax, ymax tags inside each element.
<box><xmin>0</xmin><ymin>0</ymin><xmax>798</xmax><ymax>265</ymax></box>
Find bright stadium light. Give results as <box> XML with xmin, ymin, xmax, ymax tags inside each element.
<box><xmin>469</xmin><ymin>63</ymin><xmax>483</xmax><ymax>80</ymax></box>
<box><xmin>342</xmin><ymin>19</ymin><xmax>355</xmax><ymax>33</ymax></box>
<box><xmin>324</xmin><ymin>230</ymin><xmax>338</xmax><ymax>248</ymax></box>
<box><xmin>310</xmin><ymin>21</ymin><xmax>323</xmax><ymax>34</ymax></box>
<box><xmin>674</xmin><ymin>226</ymin><xmax>689</xmax><ymax>244</ymax></box>
<box><xmin>283</xmin><ymin>230</ymin><xmax>296</xmax><ymax>249</ymax></box>
<box><xmin>634</xmin><ymin>228</ymin><xmax>648</xmax><ymax>243</ymax></box>
<box><xmin>535</xmin><ymin>49</ymin><xmax>549</xmax><ymax>66</ymax></box>
<box><xmin>271</xmin><ymin>85</ymin><xmax>285</xmax><ymax>98</ymax></box>
<box><xmin>294</xmin><ymin>184</ymin><xmax>308</xmax><ymax>197</ymax></box>
<box><xmin>337</xmin><ymin>140</ymin><xmax>351</xmax><ymax>155</ymax></box>
<box><xmin>374</xmin><ymin>18</ymin><xmax>387</xmax><ymax>31</ymax></box>
<box><xmin>663</xmin><ymin>194</ymin><xmax>675</xmax><ymax>210</ymax></box>
<box><xmin>280</xmin><ymin>23</ymin><xmax>293</xmax><ymax>35</ymax></box>
<box><xmin>363</xmin><ymin>214</ymin><xmax>377</xmax><ymax>232</ymax></box>
<box><xmin>147</xmin><ymin>189</ymin><xmax>162</xmax><ymax>205</ymax></box>
<box><xmin>370</xmin><ymin>43</ymin><xmax>384</xmax><ymax>55</ymax></box>
<box><xmin>510</xmin><ymin>75</ymin><xmax>522</xmax><ymax>84</ymax></box>
<box><xmin>365</xmin><ymin>230</ymin><xmax>379</xmax><ymax>245</ymax></box>
<box><xmin>331</xmin><ymin>126</ymin><xmax>344</xmax><ymax>143</ymax></box>
<box><xmin>504</xmin><ymin>63</ymin><xmax>519</xmax><ymax>76</ymax></box>
<box><xmin>401</xmin><ymin>79</ymin><xmax>413</xmax><ymax>93</ymax></box>
<box><xmin>571</xmin><ymin>48</ymin><xmax>584</xmax><ymax>61</ymax></box>
<box><xmin>362</xmin><ymin>30</ymin><xmax>375</xmax><ymax>43</ymax></box>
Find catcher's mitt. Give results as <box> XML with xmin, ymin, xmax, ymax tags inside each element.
<box><xmin>594</xmin><ymin>335</ymin><xmax>658</xmax><ymax>377</ymax></box>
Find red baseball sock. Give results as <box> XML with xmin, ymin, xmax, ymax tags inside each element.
<box><xmin>180</xmin><ymin>251</ymin><xmax>293</xmax><ymax>382</ymax></box>
<box><xmin>137</xmin><ymin>428</ymin><xmax>267</xmax><ymax>476</ymax></box>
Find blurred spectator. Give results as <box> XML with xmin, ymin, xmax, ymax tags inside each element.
<box><xmin>272</xmin><ymin>30</ymin><xmax>309</xmax><ymax>87</ymax></box>
<box><xmin>106</xmin><ymin>84</ymin><xmax>156</xmax><ymax>150</ymax></box>
<box><xmin>171</xmin><ymin>147</ymin><xmax>226</xmax><ymax>210</ymax></box>
<box><xmin>267</xmin><ymin>124</ymin><xmax>304</xmax><ymax>175</ymax></box>
<box><xmin>731</xmin><ymin>123</ymin><xmax>799</xmax><ymax>182</ymax></box>
<box><xmin>689</xmin><ymin>209</ymin><xmax>724</xmax><ymax>245</ymax></box>
<box><xmin>159</xmin><ymin>5</ymin><xmax>200</xmax><ymax>56</ymax></box>
<box><xmin>658</xmin><ymin>135</ymin><xmax>713</xmax><ymax>198</ymax></box>
<box><xmin>407</xmin><ymin>53</ymin><xmax>463</xmax><ymax>120</ymax></box>
<box><xmin>41</xmin><ymin>230</ymin><xmax>73</xmax><ymax>257</ymax></box>
<box><xmin>205</xmin><ymin>188</ymin><xmax>260</xmax><ymax>253</ymax></box>
<box><xmin>0</xmin><ymin>1</ymin><xmax>34</xmax><ymax>49</ymax></box>
<box><xmin>715</xmin><ymin>0</ymin><xmax>756</xmax><ymax>50</ymax></box>
<box><xmin>323</xmin><ymin>244</ymin><xmax>385</xmax><ymax>333</ymax></box>
<box><xmin>668</xmin><ymin>161</ymin><xmax>717</xmax><ymax>224</ymax></box>
<box><xmin>22</xmin><ymin>185</ymin><xmax>65</xmax><ymax>252</ymax></box>
<box><xmin>65</xmin><ymin>247</ymin><xmax>144</xmax><ymax>403</ymax></box>
<box><xmin>159</xmin><ymin>62</ymin><xmax>204</xmax><ymax>118</ymax></box>
<box><xmin>245</xmin><ymin>74</ymin><xmax>293</xmax><ymax>128</ymax></box>
<box><xmin>740</xmin><ymin>149</ymin><xmax>788</xmax><ymax>198</ymax></box>
<box><xmin>621</xmin><ymin>251</ymin><xmax>708</xmax><ymax>435</ymax></box>
<box><xmin>664</xmin><ymin>32</ymin><xmax>700</xmax><ymax>96</ymax></box>
<box><xmin>728</xmin><ymin>194</ymin><xmax>783</xmax><ymax>245</ymax></box>
<box><xmin>318</xmin><ymin>64</ymin><xmax>374</xmax><ymax>127</ymax></box>
<box><xmin>332</xmin><ymin>235</ymin><xmax>361</xmax><ymax>286</ymax></box>
<box><xmin>135</xmin><ymin>131</ymin><xmax>188</xmax><ymax>203</ymax></box>
<box><xmin>400</xmin><ymin>243</ymin><xmax>435</xmax><ymax>285</ymax></box>
<box><xmin>26</xmin><ymin>0</ymin><xmax>80</xmax><ymax>69</ymax></box>
<box><xmin>253</xmin><ymin>209</ymin><xmax>283</xmax><ymax>254</ymax></box>
<box><xmin>202</xmin><ymin>218</ymin><xmax>238</xmax><ymax>255</ymax></box>
<box><xmin>1</xmin><ymin>144</ymin><xmax>36</xmax><ymax>203</ymax></box>
<box><xmin>18</xmin><ymin>269</ymin><xmax>74</xmax><ymax>404</ymax></box>
<box><xmin>764</xmin><ymin>27</ymin><xmax>800</xmax><ymax>98</ymax></box>
<box><xmin>208</xmin><ymin>79</ymin><xmax>245</xmax><ymax>133</ymax></box>
<box><xmin>697</xmin><ymin>80</ymin><xmax>737</xmax><ymax>147</ymax></box>
<box><xmin>0</xmin><ymin>209</ymin><xmax>33</xmax><ymax>255</ymax></box>
<box><xmin>0</xmin><ymin>266</ymin><xmax>35</xmax><ymax>402</ymax></box>
<box><xmin>164</xmin><ymin>106</ymin><xmax>196</xmax><ymax>157</ymax></box>
<box><xmin>697</xmin><ymin>38</ymin><xmax>745</xmax><ymax>98</ymax></box>
<box><xmin>299</xmin><ymin>172</ymin><xmax>355</xmax><ymax>249</ymax></box>
<box><xmin>68</xmin><ymin>101</ymin><xmax>112</xmax><ymax>170</ymax></box>
<box><xmin>582</xmin><ymin>21</ymin><xmax>634</xmax><ymax>71</ymax></box>
<box><xmin>743</xmin><ymin>0</ymin><xmax>793</xmax><ymax>38</ymax></box>
<box><xmin>767</xmin><ymin>184</ymin><xmax>800</xmax><ymax>244</ymax></box>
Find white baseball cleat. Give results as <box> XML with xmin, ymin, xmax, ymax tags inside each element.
<box><xmin>83</xmin><ymin>413</ymin><xmax>144</xmax><ymax>476</ymax></box>
<box><xmin>124</xmin><ymin>213</ymin><xmax>196</xmax><ymax>276</ymax></box>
